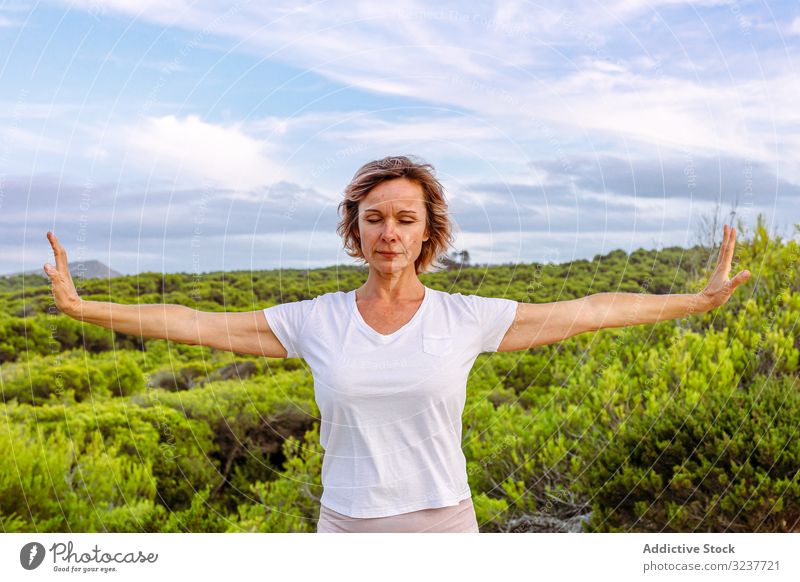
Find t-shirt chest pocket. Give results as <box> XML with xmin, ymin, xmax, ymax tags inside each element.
<box><xmin>422</xmin><ymin>334</ymin><xmax>452</xmax><ymax>357</ymax></box>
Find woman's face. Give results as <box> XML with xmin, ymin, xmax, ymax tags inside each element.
<box><xmin>357</xmin><ymin>177</ymin><xmax>429</xmax><ymax>275</ymax></box>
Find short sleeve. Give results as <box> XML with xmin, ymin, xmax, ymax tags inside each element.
<box><xmin>466</xmin><ymin>294</ymin><xmax>519</xmax><ymax>353</ymax></box>
<box><xmin>262</xmin><ymin>298</ymin><xmax>316</xmax><ymax>358</ymax></box>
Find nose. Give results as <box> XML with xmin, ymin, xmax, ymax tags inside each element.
<box><xmin>380</xmin><ymin>221</ymin><xmax>398</xmax><ymax>241</ymax></box>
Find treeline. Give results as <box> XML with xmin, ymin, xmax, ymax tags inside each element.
<box><xmin>1</xmin><ymin>215</ymin><xmax>798</xmax><ymax>532</ymax></box>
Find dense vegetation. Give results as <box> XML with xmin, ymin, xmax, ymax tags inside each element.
<box><xmin>1</xmin><ymin>215</ymin><xmax>798</xmax><ymax>532</ymax></box>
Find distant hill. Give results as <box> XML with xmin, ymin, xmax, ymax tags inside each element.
<box><xmin>1</xmin><ymin>260</ymin><xmax>123</xmax><ymax>280</ymax></box>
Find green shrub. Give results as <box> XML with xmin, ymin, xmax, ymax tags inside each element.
<box><xmin>232</xmin><ymin>426</ymin><xmax>323</xmax><ymax>533</ymax></box>
<box><xmin>582</xmin><ymin>374</ymin><xmax>800</xmax><ymax>532</ymax></box>
<box><xmin>2</xmin><ymin>398</ymin><xmax>217</xmax><ymax>527</ymax></box>
<box><xmin>1</xmin><ymin>352</ymin><xmax>145</xmax><ymax>404</ymax></box>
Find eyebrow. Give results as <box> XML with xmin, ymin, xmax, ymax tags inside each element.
<box><xmin>362</xmin><ymin>209</ymin><xmax>418</xmax><ymax>215</ymax></box>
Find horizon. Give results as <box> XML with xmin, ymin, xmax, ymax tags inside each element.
<box><xmin>2</xmin><ymin>231</ymin><xmax>768</xmax><ymax>280</ymax></box>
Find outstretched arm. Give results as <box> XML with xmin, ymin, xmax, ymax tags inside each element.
<box><xmin>44</xmin><ymin>231</ymin><xmax>290</xmax><ymax>358</ymax></box>
<box><xmin>497</xmin><ymin>224</ymin><xmax>751</xmax><ymax>352</ymax></box>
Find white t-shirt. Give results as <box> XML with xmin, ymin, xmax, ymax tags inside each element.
<box><xmin>263</xmin><ymin>285</ymin><xmax>518</xmax><ymax>518</ymax></box>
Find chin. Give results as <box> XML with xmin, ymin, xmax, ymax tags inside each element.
<box><xmin>371</xmin><ymin>257</ymin><xmax>410</xmax><ymax>273</ymax></box>
<box><xmin>377</xmin><ymin>264</ymin><xmax>406</xmax><ymax>274</ymax></box>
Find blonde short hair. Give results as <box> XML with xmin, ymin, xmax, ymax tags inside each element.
<box><xmin>337</xmin><ymin>155</ymin><xmax>454</xmax><ymax>274</ymax></box>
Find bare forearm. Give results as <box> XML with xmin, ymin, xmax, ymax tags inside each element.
<box><xmin>69</xmin><ymin>300</ymin><xmax>197</xmax><ymax>343</ymax></box>
<box><xmin>586</xmin><ymin>292</ymin><xmax>711</xmax><ymax>330</ymax></box>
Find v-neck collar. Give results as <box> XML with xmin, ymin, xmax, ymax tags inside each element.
<box><xmin>350</xmin><ymin>286</ymin><xmax>431</xmax><ymax>342</ymax></box>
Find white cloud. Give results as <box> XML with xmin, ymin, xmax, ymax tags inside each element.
<box><xmin>58</xmin><ymin>1</ymin><xmax>799</xmax><ymax>177</ymax></box>
<box><xmin>1</xmin><ymin>126</ymin><xmax>63</xmax><ymax>154</ymax></box>
<box><xmin>606</xmin><ymin>0</ymin><xmax>729</xmax><ymax>16</ymax></box>
<box><xmin>789</xmin><ymin>16</ymin><xmax>800</xmax><ymax>36</ymax></box>
<box><xmin>322</xmin><ymin>115</ymin><xmax>500</xmax><ymax>146</ymax></box>
<box><xmin>0</xmin><ymin>101</ymin><xmax>86</xmax><ymax>120</ymax></box>
<box><xmin>122</xmin><ymin>114</ymin><xmax>290</xmax><ymax>192</ymax></box>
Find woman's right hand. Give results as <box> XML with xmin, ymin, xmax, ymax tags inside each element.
<box><xmin>44</xmin><ymin>231</ymin><xmax>82</xmax><ymax>317</ymax></box>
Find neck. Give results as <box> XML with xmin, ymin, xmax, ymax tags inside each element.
<box><xmin>358</xmin><ymin>266</ymin><xmax>425</xmax><ymax>302</ymax></box>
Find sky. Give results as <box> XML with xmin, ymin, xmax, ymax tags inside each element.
<box><xmin>1</xmin><ymin>0</ymin><xmax>798</xmax><ymax>276</ymax></box>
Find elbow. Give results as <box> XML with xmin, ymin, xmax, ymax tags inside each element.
<box><xmin>581</xmin><ymin>297</ymin><xmax>602</xmax><ymax>333</ymax></box>
<box><xmin>183</xmin><ymin>307</ymin><xmax>201</xmax><ymax>346</ymax></box>
<box><xmin>582</xmin><ymin>321</ymin><xmax>602</xmax><ymax>335</ymax></box>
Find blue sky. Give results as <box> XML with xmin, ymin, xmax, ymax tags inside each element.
<box><xmin>1</xmin><ymin>0</ymin><xmax>799</xmax><ymax>276</ymax></box>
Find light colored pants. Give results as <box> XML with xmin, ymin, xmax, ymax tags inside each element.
<box><xmin>316</xmin><ymin>497</ymin><xmax>479</xmax><ymax>533</ymax></box>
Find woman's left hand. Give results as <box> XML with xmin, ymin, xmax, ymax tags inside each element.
<box><xmin>699</xmin><ymin>224</ymin><xmax>751</xmax><ymax>310</ymax></box>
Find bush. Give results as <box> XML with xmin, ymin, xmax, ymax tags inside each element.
<box><xmin>582</xmin><ymin>374</ymin><xmax>800</xmax><ymax>532</ymax></box>
<box><xmin>1</xmin><ymin>352</ymin><xmax>145</xmax><ymax>404</ymax></box>
<box><xmin>0</xmin><ymin>313</ymin><xmax>52</xmax><ymax>363</ymax></box>
<box><xmin>232</xmin><ymin>426</ymin><xmax>323</xmax><ymax>533</ymax></box>
<box><xmin>147</xmin><ymin>363</ymin><xmax>207</xmax><ymax>391</ymax></box>
<box><xmin>0</xmin><ymin>414</ymin><xmax>161</xmax><ymax>532</ymax></box>
<box><xmin>2</xmin><ymin>398</ymin><xmax>218</xmax><ymax>526</ymax></box>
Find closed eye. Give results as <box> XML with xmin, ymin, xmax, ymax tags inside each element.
<box><xmin>366</xmin><ymin>219</ymin><xmax>415</xmax><ymax>224</ymax></box>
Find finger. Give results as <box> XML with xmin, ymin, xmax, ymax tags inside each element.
<box><xmin>724</xmin><ymin>224</ymin><xmax>732</xmax><ymax>256</ymax></box>
<box><xmin>716</xmin><ymin>224</ymin><xmax>729</xmax><ymax>265</ymax></box>
<box><xmin>723</xmin><ymin>226</ymin><xmax>735</xmax><ymax>273</ymax></box>
<box><xmin>43</xmin><ymin>262</ymin><xmax>66</xmax><ymax>287</ymax></box>
<box><xmin>47</xmin><ymin>231</ymin><xmax>69</xmax><ymax>273</ymax></box>
<box><xmin>730</xmin><ymin>269</ymin><xmax>751</xmax><ymax>289</ymax></box>
<box><xmin>46</xmin><ymin>233</ymin><xmax>79</xmax><ymax>294</ymax></box>
<box><xmin>718</xmin><ymin>225</ymin><xmax>735</xmax><ymax>275</ymax></box>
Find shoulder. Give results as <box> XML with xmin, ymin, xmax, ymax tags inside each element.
<box><xmin>316</xmin><ymin>290</ymin><xmax>348</xmax><ymax>305</ymax></box>
<box><xmin>425</xmin><ymin>287</ymin><xmax>479</xmax><ymax>320</ymax></box>
<box><xmin>428</xmin><ymin>287</ymin><xmax>505</xmax><ymax>307</ymax></box>
<box><xmin>429</xmin><ymin>287</ymin><xmax>468</xmax><ymax>306</ymax></box>
<box><xmin>304</xmin><ymin>290</ymin><xmax>350</xmax><ymax>316</ymax></box>
<box><xmin>428</xmin><ymin>287</ymin><xmax>518</xmax><ymax>318</ymax></box>
<box><xmin>298</xmin><ymin>290</ymin><xmax>347</xmax><ymax>310</ymax></box>
<box><xmin>264</xmin><ymin>290</ymin><xmax>346</xmax><ymax>315</ymax></box>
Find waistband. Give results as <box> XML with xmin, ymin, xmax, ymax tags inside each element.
<box><xmin>316</xmin><ymin>497</ymin><xmax>479</xmax><ymax>533</ymax></box>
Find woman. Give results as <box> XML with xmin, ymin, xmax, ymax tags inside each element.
<box><xmin>44</xmin><ymin>155</ymin><xmax>751</xmax><ymax>533</ymax></box>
